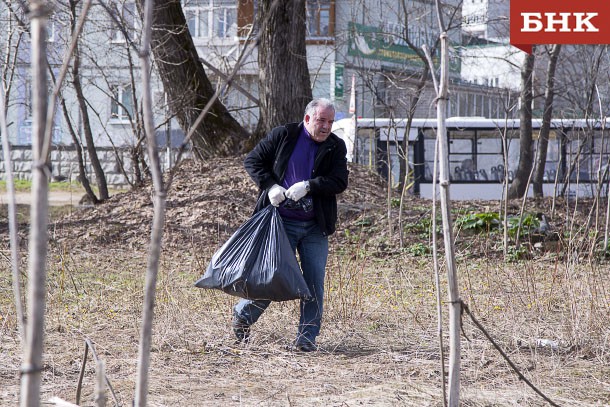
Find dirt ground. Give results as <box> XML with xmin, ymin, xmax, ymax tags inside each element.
<box><xmin>1</xmin><ymin>157</ymin><xmax>609</xmax><ymax>406</ymax></box>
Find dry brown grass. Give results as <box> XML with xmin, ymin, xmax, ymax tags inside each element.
<box><xmin>1</xmin><ymin>158</ymin><xmax>610</xmax><ymax>406</ymax></box>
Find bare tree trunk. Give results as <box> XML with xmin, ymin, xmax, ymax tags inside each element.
<box><xmin>21</xmin><ymin>1</ymin><xmax>94</xmax><ymax>401</ymax></box>
<box><xmin>424</xmin><ymin>31</ymin><xmax>460</xmax><ymax>407</ymax></box>
<box><xmin>134</xmin><ymin>0</ymin><xmax>166</xmax><ymax>405</ymax></box>
<box><xmin>508</xmin><ymin>52</ymin><xmax>535</xmax><ymax>199</ymax></box>
<box><xmin>430</xmin><ymin>135</ymin><xmax>448</xmax><ymax>406</ymax></box>
<box><xmin>386</xmin><ymin>120</ymin><xmax>394</xmax><ymax>238</ymax></box>
<box><xmin>42</xmin><ymin>0</ymin><xmax>97</xmax><ymax>203</ymax></box>
<box><xmin>533</xmin><ymin>45</ymin><xmax>561</xmax><ymax>197</ymax></box>
<box><xmin>141</xmin><ymin>0</ymin><xmax>249</xmax><ymax>158</ymax></box>
<box><xmin>68</xmin><ymin>0</ymin><xmax>110</xmax><ymax>204</ymax></box>
<box><xmin>20</xmin><ymin>2</ymin><xmax>50</xmax><ymax>404</ymax></box>
<box><xmin>59</xmin><ymin>95</ymin><xmax>98</xmax><ymax>199</ymax></box>
<box><xmin>251</xmin><ymin>0</ymin><xmax>312</xmax><ymax>144</ymax></box>
<box><xmin>72</xmin><ymin>45</ymin><xmax>108</xmax><ymax>201</ymax></box>
<box><xmin>435</xmin><ymin>34</ymin><xmax>461</xmax><ymax>407</ymax></box>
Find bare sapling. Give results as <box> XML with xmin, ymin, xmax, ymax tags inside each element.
<box><xmin>21</xmin><ymin>1</ymin><xmax>51</xmax><ymax>404</ymax></box>
<box><xmin>0</xmin><ymin>66</ymin><xmax>26</xmax><ymax>349</ymax></box>
<box><xmin>1</xmin><ymin>0</ymin><xmax>27</xmax><ymax>346</ymax></box>
<box><xmin>20</xmin><ymin>0</ymin><xmax>96</xmax><ymax>403</ymax></box>
<box><xmin>133</xmin><ymin>0</ymin><xmax>166</xmax><ymax>405</ymax></box>
<box><xmin>424</xmin><ymin>31</ymin><xmax>460</xmax><ymax>406</ymax></box>
<box><xmin>430</xmin><ymin>135</ymin><xmax>447</xmax><ymax>406</ymax></box>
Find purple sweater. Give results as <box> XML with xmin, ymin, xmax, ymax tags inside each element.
<box><xmin>278</xmin><ymin>126</ymin><xmax>319</xmax><ymax>220</ymax></box>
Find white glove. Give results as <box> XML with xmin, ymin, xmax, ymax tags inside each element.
<box><xmin>268</xmin><ymin>184</ymin><xmax>287</xmax><ymax>207</ymax></box>
<box><xmin>285</xmin><ymin>181</ymin><xmax>309</xmax><ymax>202</ymax></box>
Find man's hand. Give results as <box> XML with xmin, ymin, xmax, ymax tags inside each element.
<box><xmin>268</xmin><ymin>184</ymin><xmax>287</xmax><ymax>207</ymax></box>
<box><xmin>285</xmin><ymin>181</ymin><xmax>309</xmax><ymax>202</ymax></box>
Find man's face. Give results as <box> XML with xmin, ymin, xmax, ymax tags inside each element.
<box><xmin>304</xmin><ymin>106</ymin><xmax>335</xmax><ymax>143</ymax></box>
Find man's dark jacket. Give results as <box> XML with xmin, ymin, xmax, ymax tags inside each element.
<box><xmin>244</xmin><ymin>122</ymin><xmax>349</xmax><ymax>236</ymax></box>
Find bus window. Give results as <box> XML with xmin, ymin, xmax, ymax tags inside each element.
<box><xmin>423</xmin><ymin>129</ymin><xmax>437</xmax><ymax>181</ymax></box>
<box><xmin>567</xmin><ymin>134</ymin><xmax>594</xmax><ymax>181</ymax></box>
<box><xmin>591</xmin><ymin>131</ymin><xmax>610</xmax><ymax>181</ymax></box>
<box><xmin>449</xmin><ymin>130</ymin><xmax>474</xmax><ymax>181</ymax></box>
<box><xmin>476</xmin><ymin>129</ymin><xmax>504</xmax><ymax>181</ymax></box>
<box><xmin>593</xmin><ymin>130</ymin><xmax>610</xmax><ymax>153</ymax></box>
<box><xmin>355</xmin><ymin>128</ymin><xmax>376</xmax><ymax>168</ymax></box>
<box><xmin>378</xmin><ymin>143</ymin><xmax>402</xmax><ymax>188</ymax></box>
<box><xmin>531</xmin><ymin>130</ymin><xmax>560</xmax><ymax>181</ymax></box>
<box><xmin>500</xmin><ymin>130</ymin><xmax>520</xmax><ymax>182</ymax></box>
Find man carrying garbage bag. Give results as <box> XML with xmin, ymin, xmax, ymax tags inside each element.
<box><xmin>233</xmin><ymin>98</ymin><xmax>349</xmax><ymax>352</ymax></box>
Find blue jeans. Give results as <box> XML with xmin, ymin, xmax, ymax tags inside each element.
<box><xmin>234</xmin><ymin>217</ymin><xmax>328</xmax><ymax>345</ymax></box>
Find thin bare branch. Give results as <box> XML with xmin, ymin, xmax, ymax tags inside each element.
<box><xmin>0</xmin><ymin>62</ymin><xmax>26</xmax><ymax>350</ymax></box>
<box><xmin>133</xmin><ymin>0</ymin><xmax>167</xmax><ymax>404</ymax></box>
<box><xmin>41</xmin><ymin>0</ymin><xmax>93</xmax><ymax>161</ymax></box>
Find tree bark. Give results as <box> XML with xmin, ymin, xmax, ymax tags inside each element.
<box><xmin>507</xmin><ymin>52</ymin><xmax>536</xmax><ymax>199</ymax></box>
<box><xmin>72</xmin><ymin>47</ymin><xmax>109</xmax><ymax>200</ymax></box>
<box><xmin>21</xmin><ymin>2</ymin><xmax>49</xmax><ymax>404</ymax></box>
<box><xmin>69</xmin><ymin>0</ymin><xmax>106</xmax><ymax>203</ymax></box>
<box><xmin>141</xmin><ymin>0</ymin><xmax>249</xmax><ymax>159</ymax></box>
<box><xmin>59</xmin><ymin>93</ymin><xmax>98</xmax><ymax>201</ymax></box>
<box><xmin>134</xmin><ymin>0</ymin><xmax>166</xmax><ymax>404</ymax></box>
<box><xmin>251</xmin><ymin>0</ymin><xmax>312</xmax><ymax>144</ymax></box>
<box><xmin>532</xmin><ymin>45</ymin><xmax>561</xmax><ymax>197</ymax></box>
<box><xmin>435</xmin><ymin>35</ymin><xmax>461</xmax><ymax>407</ymax></box>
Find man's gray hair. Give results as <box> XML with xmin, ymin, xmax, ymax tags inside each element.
<box><xmin>304</xmin><ymin>98</ymin><xmax>335</xmax><ymax>117</ymax></box>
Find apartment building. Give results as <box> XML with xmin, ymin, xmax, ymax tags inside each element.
<box><xmin>459</xmin><ymin>0</ymin><xmax>524</xmax><ymax>93</ymax></box>
<box><xmin>1</xmin><ymin>0</ymin><xmax>512</xmax><ymax>153</ymax></box>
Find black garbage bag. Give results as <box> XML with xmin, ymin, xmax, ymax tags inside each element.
<box><xmin>194</xmin><ymin>205</ymin><xmax>311</xmax><ymax>301</ymax></box>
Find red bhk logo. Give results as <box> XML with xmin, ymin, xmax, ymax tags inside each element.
<box><xmin>510</xmin><ymin>0</ymin><xmax>610</xmax><ymax>53</ymax></box>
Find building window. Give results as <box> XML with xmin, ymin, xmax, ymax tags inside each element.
<box><xmin>47</xmin><ymin>15</ymin><xmax>57</xmax><ymax>42</ymax></box>
<box><xmin>214</xmin><ymin>0</ymin><xmax>237</xmax><ymax>37</ymax></box>
<box><xmin>306</xmin><ymin>0</ymin><xmax>333</xmax><ymax>37</ymax></box>
<box><xmin>24</xmin><ymin>80</ymin><xmax>54</xmax><ymax>118</ymax></box>
<box><xmin>238</xmin><ymin>1</ymin><xmax>334</xmax><ymax>40</ymax></box>
<box><xmin>184</xmin><ymin>0</ymin><xmax>237</xmax><ymax>38</ymax></box>
<box><xmin>111</xmin><ymin>84</ymin><xmax>134</xmax><ymax>122</ymax></box>
<box><xmin>110</xmin><ymin>2</ymin><xmax>138</xmax><ymax>43</ymax></box>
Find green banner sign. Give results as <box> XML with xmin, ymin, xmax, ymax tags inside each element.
<box><xmin>347</xmin><ymin>22</ymin><xmax>460</xmax><ymax>73</ymax></box>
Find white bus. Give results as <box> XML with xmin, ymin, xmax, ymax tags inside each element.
<box><xmin>332</xmin><ymin>116</ymin><xmax>610</xmax><ymax>200</ymax></box>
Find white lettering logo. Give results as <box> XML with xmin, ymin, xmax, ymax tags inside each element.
<box><xmin>573</xmin><ymin>12</ymin><xmax>599</xmax><ymax>32</ymax></box>
<box><xmin>521</xmin><ymin>12</ymin><xmax>599</xmax><ymax>33</ymax></box>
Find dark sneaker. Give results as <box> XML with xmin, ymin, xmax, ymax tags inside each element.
<box><xmin>293</xmin><ymin>340</ymin><xmax>317</xmax><ymax>352</ymax></box>
<box><xmin>232</xmin><ymin>312</ymin><xmax>250</xmax><ymax>343</ymax></box>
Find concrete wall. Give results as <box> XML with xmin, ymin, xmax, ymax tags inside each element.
<box><xmin>0</xmin><ymin>145</ymin><xmax>186</xmax><ymax>186</ymax></box>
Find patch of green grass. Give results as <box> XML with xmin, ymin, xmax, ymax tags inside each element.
<box><xmin>0</xmin><ymin>179</ymin><xmax>33</xmax><ymax>192</ymax></box>
<box><xmin>0</xmin><ymin>179</ymin><xmax>85</xmax><ymax>193</ymax></box>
